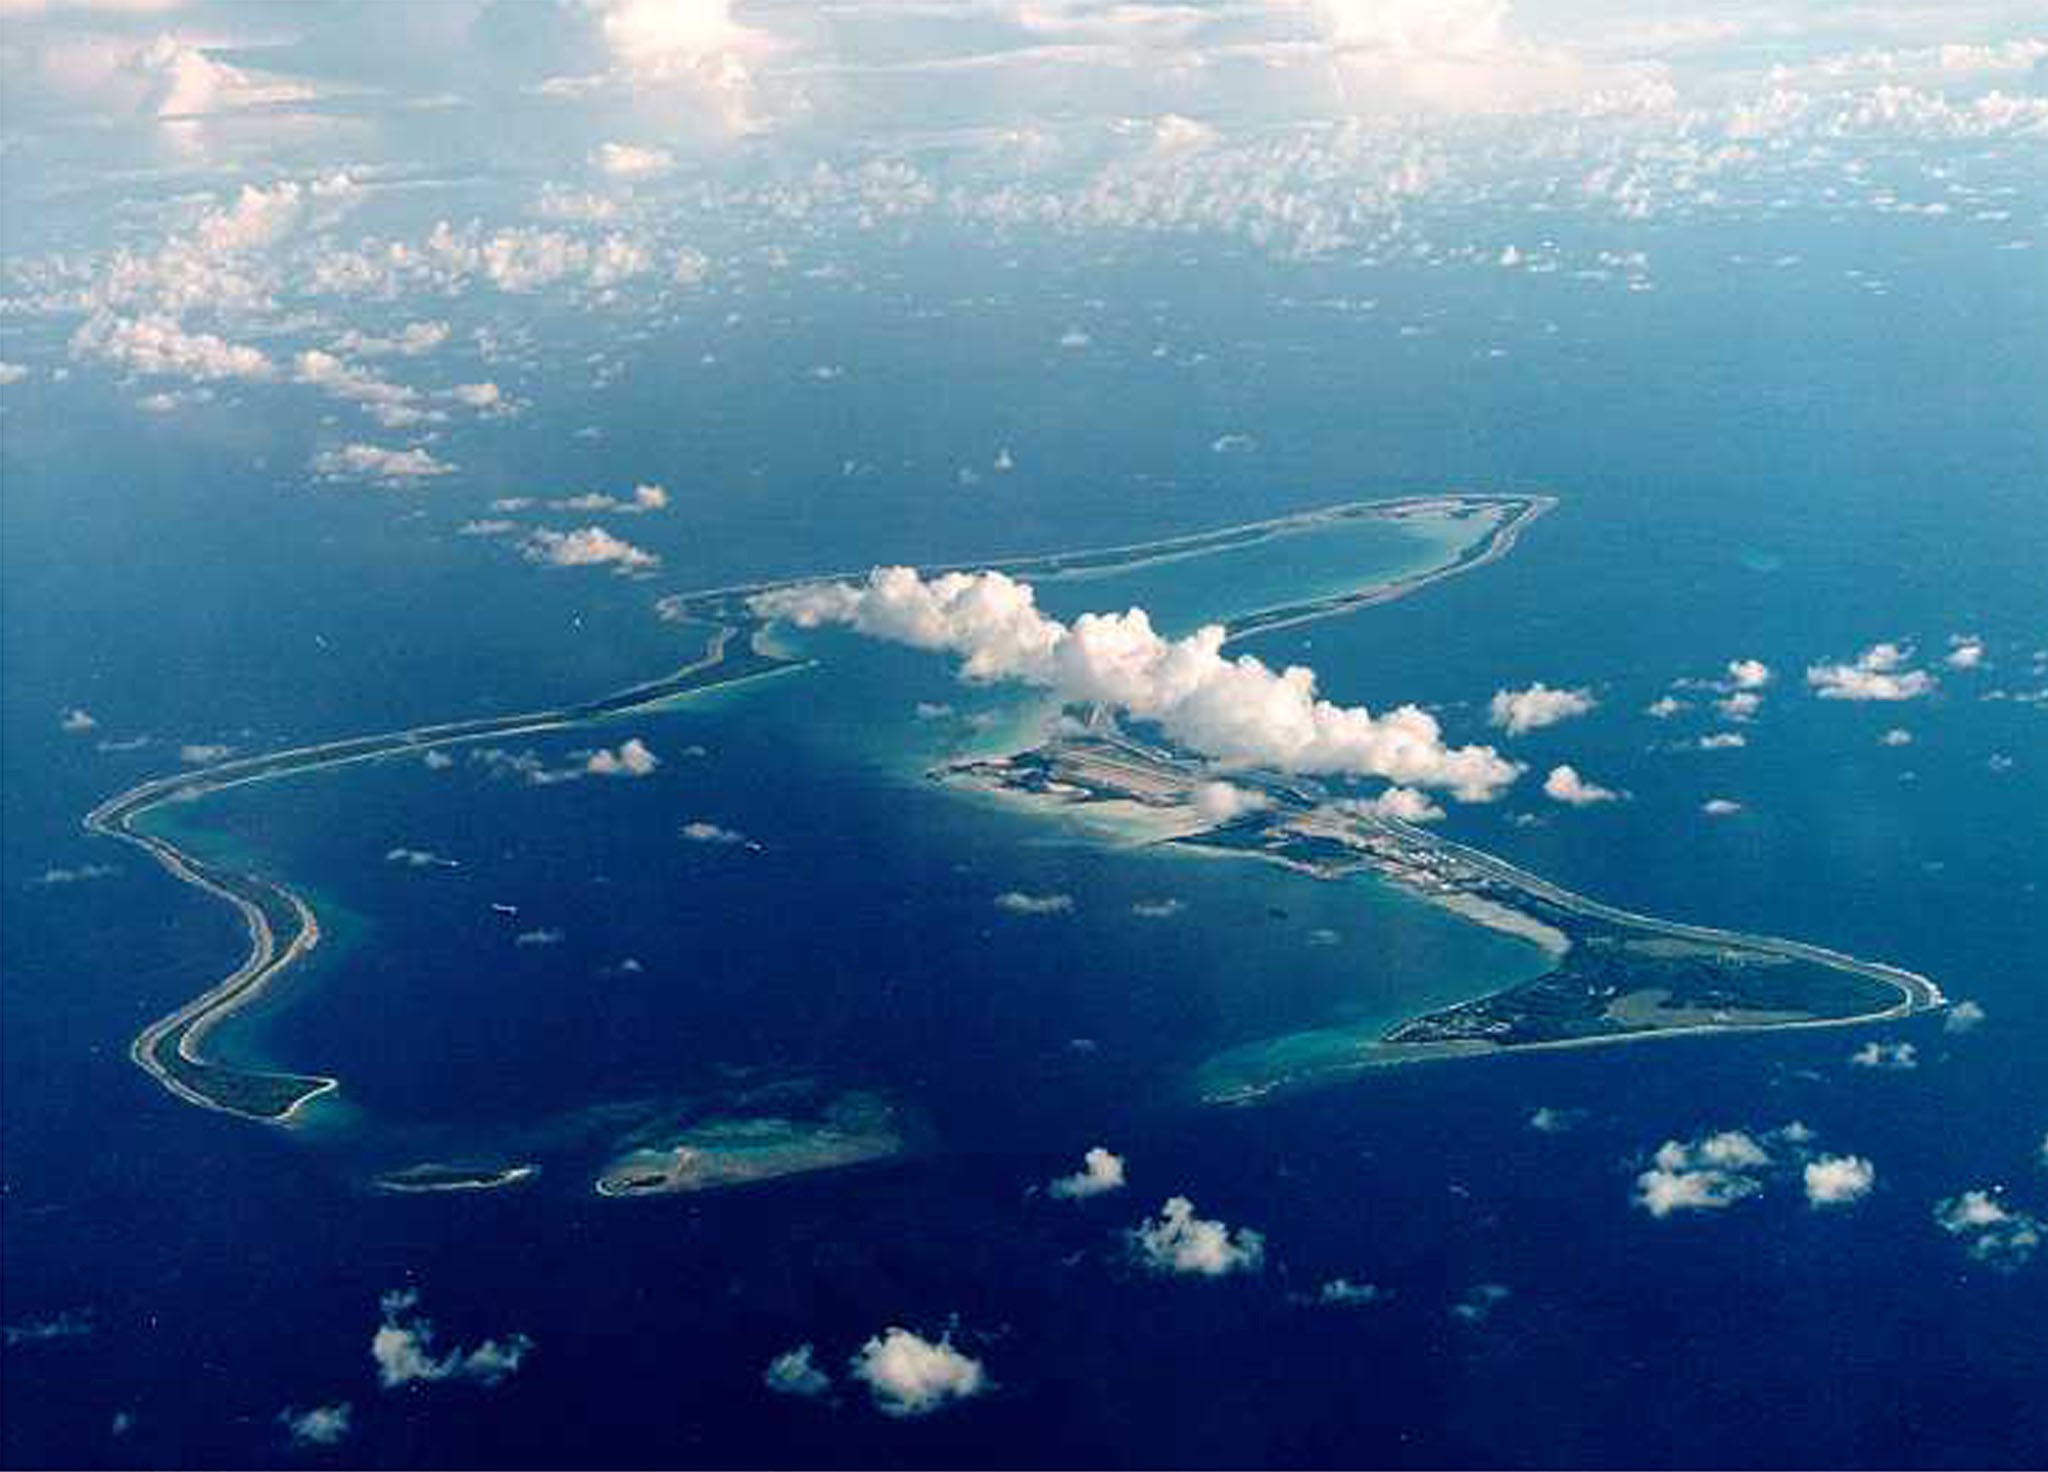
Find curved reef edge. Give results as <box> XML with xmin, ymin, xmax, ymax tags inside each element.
<box><xmin>89</xmin><ymin>490</ymin><xmax>1937</xmax><ymax>1124</ymax></box>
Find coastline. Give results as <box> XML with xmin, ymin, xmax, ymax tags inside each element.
<box><xmin>87</xmin><ymin>487</ymin><xmax>1941</xmax><ymax>1129</ymax></box>
<box><xmin>92</xmin><ymin>491</ymin><xmax>1526</xmax><ymax>1123</ymax></box>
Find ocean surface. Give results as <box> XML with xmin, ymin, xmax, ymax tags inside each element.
<box><xmin>3</xmin><ymin>217</ymin><xmax>2045</xmax><ymax>1467</ymax></box>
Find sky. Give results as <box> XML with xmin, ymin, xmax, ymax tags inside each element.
<box><xmin>3</xmin><ymin>0</ymin><xmax>2042</xmax><ymax>495</ymax></box>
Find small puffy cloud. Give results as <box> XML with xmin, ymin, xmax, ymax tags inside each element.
<box><xmin>673</xmin><ymin>248</ymin><xmax>712</xmax><ymax>285</ymax></box>
<box><xmin>585</xmin><ymin>737</ymin><xmax>659</xmax><ymax>777</ymax></box>
<box><xmin>279</xmin><ymin>1404</ymin><xmax>352</xmax><ymax>1447</ymax></box>
<box><xmin>32</xmin><ymin>863</ymin><xmax>119</xmax><ymax>886</ymax></box>
<box><xmin>1191</xmin><ymin>780</ymin><xmax>1268</xmax><ymax>824</ymax></box>
<box><xmin>1210</xmin><ymin>433</ymin><xmax>1258</xmax><ymax>454</ymax></box>
<box><xmin>1048</xmin><ymin>1147</ymin><xmax>1126</xmax><ymax>1200</ymax></box>
<box><xmin>1315</xmin><ymin>1278</ymin><xmax>1382</xmax><ymax>1307</ymax></box>
<box><xmin>1880</xmin><ymin>728</ymin><xmax>1915</xmax><ymax>747</ymax></box>
<box><xmin>848</xmin><ymin>1328</ymin><xmax>987</xmax><ymax>1418</ymax></box>
<box><xmin>1131</xmin><ymin>898</ymin><xmax>1185</xmax><ymax>919</ymax></box>
<box><xmin>70</xmin><ymin>312</ymin><xmax>273</xmax><ymax>383</ymax></box>
<box><xmin>1945</xmin><ymin>635</ymin><xmax>1986</xmax><ymax>670</ymax></box>
<box><xmin>1807</xmin><ymin>643</ymin><xmax>1936</xmax><ymax>702</ymax></box>
<box><xmin>522</xmin><ymin>526</ymin><xmax>659</xmax><ymax>572</ymax></box>
<box><xmin>1698</xmin><ymin>732</ymin><xmax>1747</xmax><ymax>750</ymax></box>
<box><xmin>681</xmin><ymin>820</ymin><xmax>749</xmax><ymax>845</ymax></box>
<box><xmin>1129</xmin><ymin>1196</ymin><xmax>1265</xmax><ymax>1277</ymax></box>
<box><xmin>293</xmin><ymin>350</ymin><xmax>427</xmax><ymax>426</ymax></box>
<box><xmin>311</xmin><ymin>443</ymin><xmax>455</xmax><ymax>484</ymax></box>
<box><xmin>514</xmin><ymin>928</ymin><xmax>565</xmax><ymax>947</ymax></box>
<box><xmin>1451</xmin><ymin>1284</ymin><xmax>1512</xmax><ymax>1325</ymax></box>
<box><xmin>1543</xmin><ymin>764</ymin><xmax>1619</xmax><ymax>806</ymax></box>
<box><xmin>1804</xmin><ymin>1155</ymin><xmax>1876</xmax><ymax>1208</ymax></box>
<box><xmin>333</xmin><ymin>322</ymin><xmax>449</xmax><ymax>359</ymax></box>
<box><xmin>1934</xmin><ymin>1190</ymin><xmax>2043</xmax><ymax>1269</ymax></box>
<box><xmin>2</xmin><ymin>1310</ymin><xmax>94</xmax><ymax>1347</ymax></box>
<box><xmin>1528</xmin><ymin>1106</ymin><xmax>1580</xmax><ymax>1134</ymax></box>
<box><xmin>1725</xmin><ymin>659</ymin><xmax>1773</xmax><ymax>690</ymax></box>
<box><xmin>1701</xmin><ymin>798</ymin><xmax>1743</xmax><ymax>817</ymax></box>
<box><xmin>549</xmin><ymin>483</ymin><xmax>668</xmax><ymax>515</ymax></box>
<box><xmin>1715</xmin><ymin>691</ymin><xmax>1763</xmax><ymax>721</ymax></box>
<box><xmin>179</xmin><ymin>743</ymin><xmax>234</xmax><ymax>764</ymax></box>
<box><xmin>1849</xmin><ymin>1040</ymin><xmax>1917</xmax><ymax>1071</ymax></box>
<box><xmin>995</xmin><ymin>889</ymin><xmax>1074</xmax><ymax>916</ymax></box>
<box><xmin>1058</xmin><ymin>327</ymin><xmax>1091</xmax><ymax>348</ymax></box>
<box><xmin>0</xmin><ymin>361</ymin><xmax>28</xmax><ymax>385</ymax></box>
<box><xmin>1351</xmin><ymin>786</ymin><xmax>1445</xmax><ymax>823</ymax></box>
<box><xmin>594</xmin><ymin>141</ymin><xmax>676</xmax><ymax>178</ymax></box>
<box><xmin>450</xmin><ymin>382</ymin><xmax>507</xmax><ymax>412</ymax></box>
<box><xmin>385</xmin><ymin>846</ymin><xmax>457</xmax><ymax>869</ymax></box>
<box><xmin>1489</xmin><ymin>682</ymin><xmax>1596</xmax><ymax>736</ymax></box>
<box><xmin>372</xmin><ymin>1289</ymin><xmax>532</xmax><ymax>1389</ymax></box>
<box><xmin>1634</xmin><ymin>1130</ymin><xmax>1771</xmax><ymax>1217</ymax></box>
<box><xmin>60</xmin><ymin>707</ymin><xmax>97</xmax><ymax>733</ymax></box>
<box><xmin>422</xmin><ymin>750</ymin><xmax>455</xmax><ymax>771</ymax></box>
<box><xmin>1644</xmin><ymin>696</ymin><xmax>1689</xmax><ymax>719</ymax></box>
<box><xmin>763</xmin><ymin>1344</ymin><xmax>832</xmax><ymax>1398</ymax></box>
<box><xmin>1944</xmin><ymin>1000</ymin><xmax>1988</xmax><ymax>1035</ymax></box>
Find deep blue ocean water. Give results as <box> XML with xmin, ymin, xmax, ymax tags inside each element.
<box><xmin>3</xmin><ymin>213</ymin><xmax>2045</xmax><ymax>1467</ymax></box>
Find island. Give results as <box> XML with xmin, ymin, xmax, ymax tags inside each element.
<box><xmin>944</xmin><ymin>725</ymin><xmax>1943</xmax><ymax>1102</ymax></box>
<box><xmin>372</xmin><ymin>1162</ymin><xmax>540</xmax><ymax>1194</ymax></box>
<box><xmin>84</xmin><ymin>489</ymin><xmax>1944</xmax><ymax>1128</ymax></box>
<box><xmin>595</xmin><ymin>1093</ymin><xmax>904</xmax><ymax>1197</ymax></box>
<box><xmin>86</xmin><ymin>622</ymin><xmax>810</xmax><ymax>1122</ymax></box>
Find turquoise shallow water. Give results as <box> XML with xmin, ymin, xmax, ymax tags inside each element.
<box><xmin>140</xmin><ymin>505</ymin><xmax>1532</xmax><ymax>1157</ymax></box>
<box><xmin>1027</xmin><ymin>509</ymin><xmax>1483</xmax><ymax>635</ymax></box>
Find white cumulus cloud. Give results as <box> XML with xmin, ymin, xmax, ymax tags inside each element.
<box><xmin>1807</xmin><ymin>643</ymin><xmax>1936</xmax><ymax>702</ymax></box>
<box><xmin>371</xmin><ymin>1289</ymin><xmax>531</xmax><ymax>1390</ymax></box>
<box><xmin>594</xmin><ymin>141</ymin><xmax>676</xmax><ymax>178</ymax></box>
<box><xmin>763</xmin><ymin>1344</ymin><xmax>832</xmax><ymax>1398</ymax></box>
<box><xmin>585</xmin><ymin>737</ymin><xmax>659</xmax><ymax>777</ymax></box>
<box><xmin>1488</xmin><ymin>681</ymin><xmax>1596</xmax><ymax>736</ymax></box>
<box><xmin>522</xmin><ymin>525</ymin><xmax>659</xmax><ymax>572</ymax></box>
<box><xmin>311</xmin><ymin>442</ymin><xmax>455</xmax><ymax>484</ymax></box>
<box><xmin>848</xmin><ymin>1328</ymin><xmax>987</xmax><ymax>1417</ymax></box>
<box><xmin>1048</xmin><ymin>1147</ymin><xmax>1126</xmax><ymax>1200</ymax></box>
<box><xmin>1191</xmin><ymin>780</ymin><xmax>1268</xmax><ymax>824</ymax></box>
<box><xmin>1849</xmin><ymin>1040</ymin><xmax>1917</xmax><ymax>1071</ymax></box>
<box><xmin>1129</xmin><ymin>1196</ymin><xmax>1265</xmax><ymax>1277</ymax></box>
<box><xmin>1634</xmin><ymin>1130</ymin><xmax>1771</xmax><ymax>1217</ymax></box>
<box><xmin>1934</xmin><ymin>1189</ymin><xmax>2043</xmax><ymax>1269</ymax></box>
<box><xmin>995</xmin><ymin>889</ymin><xmax>1074</xmax><ymax>916</ymax></box>
<box><xmin>1804</xmin><ymin>1155</ymin><xmax>1876</xmax><ymax>1208</ymax></box>
<box><xmin>279</xmin><ymin>1404</ymin><xmax>352</xmax><ymax>1447</ymax></box>
<box><xmin>70</xmin><ymin>312</ymin><xmax>272</xmax><ymax>382</ymax></box>
<box><xmin>1543</xmin><ymin>764</ymin><xmax>1620</xmax><ymax>806</ymax></box>
<box><xmin>753</xmin><ymin>568</ymin><xmax>1520</xmax><ymax>801</ymax></box>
